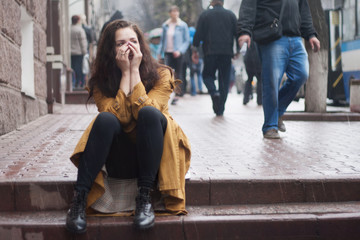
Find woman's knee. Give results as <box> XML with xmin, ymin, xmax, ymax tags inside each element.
<box><xmin>94</xmin><ymin>112</ymin><xmax>121</xmax><ymax>133</ymax></box>
<box><xmin>138</xmin><ymin>106</ymin><xmax>160</xmax><ymax>121</ymax></box>
<box><xmin>138</xmin><ymin>106</ymin><xmax>166</xmax><ymax>127</ymax></box>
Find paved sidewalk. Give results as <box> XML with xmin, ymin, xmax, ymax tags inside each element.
<box><xmin>1</xmin><ymin>93</ymin><xmax>360</xmax><ymax>183</ymax></box>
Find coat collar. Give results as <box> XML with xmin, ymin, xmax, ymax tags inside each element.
<box><xmin>164</xmin><ymin>18</ymin><xmax>182</xmax><ymax>26</ymax></box>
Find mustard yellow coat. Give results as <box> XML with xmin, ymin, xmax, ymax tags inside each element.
<box><xmin>70</xmin><ymin>67</ymin><xmax>191</xmax><ymax>214</ymax></box>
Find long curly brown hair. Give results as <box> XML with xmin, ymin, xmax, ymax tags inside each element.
<box><xmin>88</xmin><ymin>20</ymin><xmax>161</xmax><ymax>99</ymax></box>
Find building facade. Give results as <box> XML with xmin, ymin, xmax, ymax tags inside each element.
<box><xmin>0</xmin><ymin>0</ymin><xmax>48</xmax><ymax>135</ymax></box>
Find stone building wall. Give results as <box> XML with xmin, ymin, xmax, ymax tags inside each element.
<box><xmin>0</xmin><ymin>0</ymin><xmax>48</xmax><ymax>135</ymax></box>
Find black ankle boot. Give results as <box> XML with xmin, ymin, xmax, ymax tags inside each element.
<box><xmin>134</xmin><ymin>187</ymin><xmax>155</xmax><ymax>230</ymax></box>
<box><xmin>66</xmin><ymin>190</ymin><xmax>88</xmax><ymax>234</ymax></box>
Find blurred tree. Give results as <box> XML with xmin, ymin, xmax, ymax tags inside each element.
<box><xmin>305</xmin><ymin>0</ymin><xmax>329</xmax><ymax>112</ymax></box>
<box><xmin>131</xmin><ymin>0</ymin><xmax>203</xmax><ymax>32</ymax></box>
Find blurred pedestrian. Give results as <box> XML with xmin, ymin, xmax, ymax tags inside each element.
<box><xmin>70</xmin><ymin>15</ymin><xmax>88</xmax><ymax>89</ymax></box>
<box><xmin>243</xmin><ymin>41</ymin><xmax>262</xmax><ymax>106</ymax></box>
<box><xmin>189</xmin><ymin>27</ymin><xmax>204</xmax><ymax>96</ymax></box>
<box><xmin>80</xmin><ymin>14</ymin><xmax>96</xmax><ymax>86</ymax></box>
<box><xmin>158</xmin><ymin>5</ymin><xmax>190</xmax><ymax>98</ymax></box>
<box><xmin>148</xmin><ymin>28</ymin><xmax>163</xmax><ymax>60</ymax></box>
<box><xmin>100</xmin><ymin>10</ymin><xmax>124</xmax><ymax>34</ymax></box>
<box><xmin>193</xmin><ymin>0</ymin><xmax>239</xmax><ymax>116</ymax></box>
<box><xmin>237</xmin><ymin>0</ymin><xmax>320</xmax><ymax>138</ymax></box>
<box><xmin>66</xmin><ymin>20</ymin><xmax>191</xmax><ymax>234</ymax></box>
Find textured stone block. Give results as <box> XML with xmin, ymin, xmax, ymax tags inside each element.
<box><xmin>34</xmin><ymin>60</ymin><xmax>47</xmax><ymax>98</ymax></box>
<box><xmin>38</xmin><ymin>98</ymin><xmax>47</xmax><ymax>115</ymax></box>
<box><xmin>1</xmin><ymin>0</ymin><xmax>21</xmax><ymax>45</ymax></box>
<box><xmin>22</xmin><ymin>96</ymin><xmax>40</xmax><ymax>123</ymax></box>
<box><xmin>33</xmin><ymin>24</ymin><xmax>39</xmax><ymax>60</ymax></box>
<box><xmin>0</xmin><ymin>2</ymin><xmax>3</xmax><ymax>31</ymax></box>
<box><xmin>0</xmin><ymin>88</ymin><xmax>23</xmax><ymax>135</ymax></box>
<box><xmin>33</xmin><ymin>21</ymin><xmax>47</xmax><ymax>62</ymax></box>
<box><xmin>36</xmin><ymin>0</ymin><xmax>47</xmax><ymax>30</ymax></box>
<box><xmin>37</xmin><ymin>26</ymin><xmax>47</xmax><ymax>63</ymax></box>
<box><xmin>0</xmin><ymin>34</ymin><xmax>22</xmax><ymax>88</ymax></box>
<box><xmin>26</xmin><ymin>0</ymin><xmax>47</xmax><ymax>30</ymax></box>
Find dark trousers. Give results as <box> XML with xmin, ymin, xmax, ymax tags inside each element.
<box><xmin>71</xmin><ymin>55</ymin><xmax>84</xmax><ymax>88</ymax></box>
<box><xmin>202</xmin><ymin>55</ymin><xmax>232</xmax><ymax>114</ymax></box>
<box><xmin>244</xmin><ymin>70</ymin><xmax>262</xmax><ymax>105</ymax></box>
<box><xmin>75</xmin><ymin>106</ymin><xmax>168</xmax><ymax>192</ymax></box>
<box><xmin>165</xmin><ymin>53</ymin><xmax>185</xmax><ymax>95</ymax></box>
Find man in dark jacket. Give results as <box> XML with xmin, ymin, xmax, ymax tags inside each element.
<box><xmin>193</xmin><ymin>0</ymin><xmax>238</xmax><ymax>116</ymax></box>
<box><xmin>237</xmin><ymin>0</ymin><xmax>320</xmax><ymax>139</ymax></box>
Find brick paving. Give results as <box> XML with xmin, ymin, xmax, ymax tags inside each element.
<box><xmin>1</xmin><ymin>93</ymin><xmax>360</xmax><ymax>183</ymax></box>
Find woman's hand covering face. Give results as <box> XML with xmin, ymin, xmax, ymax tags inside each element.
<box><xmin>115</xmin><ymin>27</ymin><xmax>142</xmax><ymax>72</ymax></box>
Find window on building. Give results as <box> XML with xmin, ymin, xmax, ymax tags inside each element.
<box><xmin>342</xmin><ymin>0</ymin><xmax>356</xmax><ymax>41</ymax></box>
<box><xmin>20</xmin><ymin>6</ymin><xmax>35</xmax><ymax>98</ymax></box>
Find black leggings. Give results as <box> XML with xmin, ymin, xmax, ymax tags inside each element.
<box><xmin>75</xmin><ymin>106</ymin><xmax>168</xmax><ymax>192</ymax></box>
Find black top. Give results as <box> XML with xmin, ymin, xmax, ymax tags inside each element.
<box><xmin>237</xmin><ymin>0</ymin><xmax>317</xmax><ymax>42</ymax></box>
<box><xmin>193</xmin><ymin>5</ymin><xmax>239</xmax><ymax>56</ymax></box>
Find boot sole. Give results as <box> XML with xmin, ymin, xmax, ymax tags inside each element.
<box><xmin>134</xmin><ymin>220</ymin><xmax>155</xmax><ymax>230</ymax></box>
<box><xmin>66</xmin><ymin>225</ymin><xmax>87</xmax><ymax>234</ymax></box>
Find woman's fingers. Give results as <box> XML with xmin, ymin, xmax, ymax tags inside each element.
<box><xmin>117</xmin><ymin>46</ymin><xmax>130</xmax><ymax>58</ymax></box>
<box><xmin>128</xmin><ymin>44</ymin><xmax>142</xmax><ymax>58</ymax></box>
<box><xmin>116</xmin><ymin>46</ymin><xmax>131</xmax><ymax>71</ymax></box>
<box><xmin>127</xmin><ymin>43</ymin><xmax>142</xmax><ymax>65</ymax></box>
<box><xmin>127</xmin><ymin>41</ymin><xmax>141</xmax><ymax>54</ymax></box>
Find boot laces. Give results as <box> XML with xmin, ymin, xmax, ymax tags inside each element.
<box><xmin>70</xmin><ymin>191</ymin><xmax>86</xmax><ymax>217</ymax></box>
<box><xmin>135</xmin><ymin>189</ymin><xmax>151</xmax><ymax>213</ymax></box>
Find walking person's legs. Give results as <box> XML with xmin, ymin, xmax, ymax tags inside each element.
<box><xmin>217</xmin><ymin>55</ymin><xmax>232</xmax><ymax>115</ymax></box>
<box><xmin>243</xmin><ymin>72</ymin><xmax>254</xmax><ymax>105</ymax></box>
<box><xmin>190</xmin><ymin>64</ymin><xmax>197</xmax><ymax>96</ymax></box>
<box><xmin>278</xmin><ymin>37</ymin><xmax>309</xmax><ymax>117</ymax></box>
<box><xmin>71</xmin><ymin>55</ymin><xmax>84</xmax><ymax>89</ymax></box>
<box><xmin>258</xmin><ymin>37</ymin><xmax>289</xmax><ymax>138</ymax></box>
<box><xmin>202</xmin><ymin>55</ymin><xmax>220</xmax><ymax>114</ymax></box>
<box><xmin>165</xmin><ymin>53</ymin><xmax>182</xmax><ymax>103</ymax></box>
<box><xmin>255</xmin><ymin>71</ymin><xmax>262</xmax><ymax>105</ymax></box>
<box><xmin>197</xmin><ymin>59</ymin><xmax>204</xmax><ymax>93</ymax></box>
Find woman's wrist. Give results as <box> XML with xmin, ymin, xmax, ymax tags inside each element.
<box><xmin>122</xmin><ymin>70</ymin><xmax>131</xmax><ymax>78</ymax></box>
<box><xmin>130</xmin><ymin>68</ymin><xmax>140</xmax><ymax>75</ymax></box>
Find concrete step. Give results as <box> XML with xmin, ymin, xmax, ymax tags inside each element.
<box><xmin>283</xmin><ymin>112</ymin><xmax>360</xmax><ymax>121</ymax></box>
<box><xmin>65</xmin><ymin>91</ymin><xmax>89</xmax><ymax>104</ymax></box>
<box><xmin>1</xmin><ymin>202</ymin><xmax>360</xmax><ymax>240</ymax></box>
<box><xmin>1</xmin><ymin>178</ymin><xmax>360</xmax><ymax>212</ymax></box>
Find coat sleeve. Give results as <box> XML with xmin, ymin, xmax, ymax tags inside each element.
<box><xmin>129</xmin><ymin>68</ymin><xmax>175</xmax><ymax>120</ymax></box>
<box><xmin>179</xmin><ymin>22</ymin><xmax>190</xmax><ymax>54</ymax></box>
<box><xmin>237</xmin><ymin>0</ymin><xmax>257</xmax><ymax>37</ymax></box>
<box><xmin>92</xmin><ymin>87</ymin><xmax>134</xmax><ymax>130</ymax></box>
<box><xmin>193</xmin><ymin>14</ymin><xmax>204</xmax><ymax>48</ymax></box>
<box><xmin>299</xmin><ymin>0</ymin><xmax>317</xmax><ymax>40</ymax></box>
<box><xmin>231</xmin><ymin>12</ymin><xmax>240</xmax><ymax>53</ymax></box>
<box><xmin>79</xmin><ymin>28</ymin><xmax>88</xmax><ymax>55</ymax></box>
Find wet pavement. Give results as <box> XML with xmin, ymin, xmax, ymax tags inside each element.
<box><xmin>1</xmin><ymin>93</ymin><xmax>360</xmax><ymax>183</ymax></box>
<box><xmin>1</xmin><ymin>93</ymin><xmax>360</xmax><ymax>239</ymax></box>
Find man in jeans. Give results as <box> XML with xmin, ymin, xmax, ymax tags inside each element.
<box><xmin>237</xmin><ymin>0</ymin><xmax>320</xmax><ymax>139</ymax></box>
<box><xmin>193</xmin><ymin>0</ymin><xmax>238</xmax><ymax>116</ymax></box>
